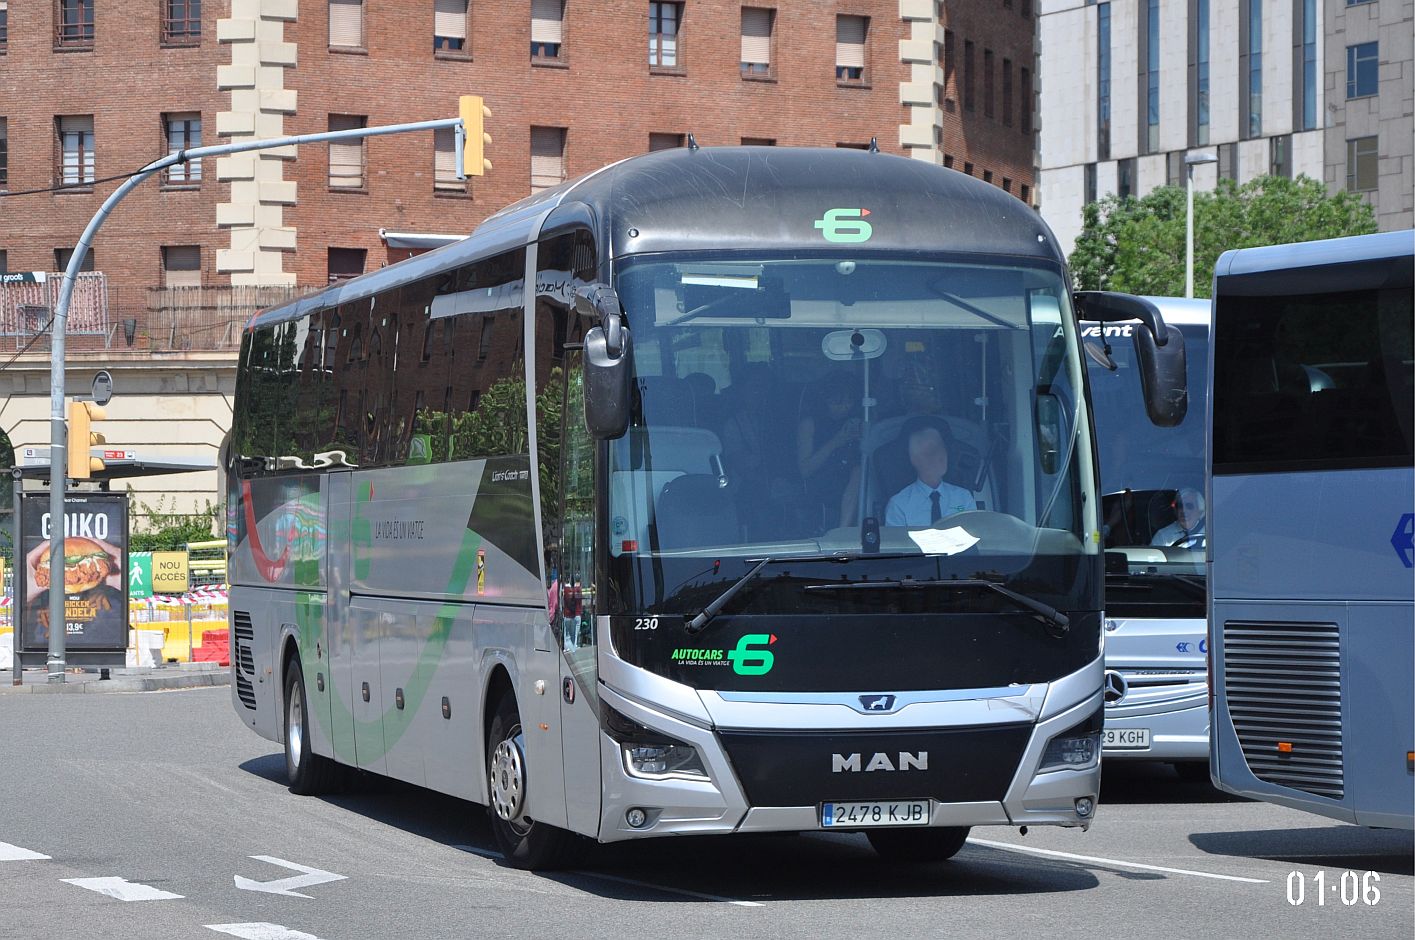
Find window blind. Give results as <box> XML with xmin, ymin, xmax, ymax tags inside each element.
<box><xmin>530</xmin><ymin>126</ymin><xmax>565</xmax><ymax>192</ymax></box>
<box><xmin>741</xmin><ymin>8</ymin><xmax>771</xmax><ymax>65</ymax></box>
<box><xmin>531</xmin><ymin>0</ymin><xmax>563</xmax><ymax>44</ymax></box>
<box><xmin>329</xmin><ymin>115</ymin><xmax>364</xmax><ymax>188</ymax></box>
<box><xmin>434</xmin><ymin>0</ymin><xmax>466</xmax><ymax>40</ymax></box>
<box><xmin>329</xmin><ymin>0</ymin><xmax>362</xmax><ymax>46</ymax></box>
<box><xmin>836</xmin><ymin>15</ymin><xmax>866</xmax><ymax>68</ymax></box>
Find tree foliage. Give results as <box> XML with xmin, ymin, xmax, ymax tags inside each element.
<box><xmin>1069</xmin><ymin>175</ymin><xmax>1378</xmax><ymax>297</ymax></box>
<box><xmin>127</xmin><ymin>492</ymin><xmax>219</xmax><ymax>552</ymax></box>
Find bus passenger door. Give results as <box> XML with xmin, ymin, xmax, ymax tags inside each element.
<box><xmin>555</xmin><ymin>354</ymin><xmax>603</xmax><ymax>836</ymax></box>
<box><xmin>324</xmin><ymin>470</ymin><xmax>362</xmax><ymax>770</ymax></box>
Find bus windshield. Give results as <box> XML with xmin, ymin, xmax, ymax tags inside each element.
<box><xmin>607</xmin><ymin>254</ymin><xmax>1097</xmax><ymax>614</ymax></box>
<box><xmin>1085</xmin><ymin>319</ymin><xmax>1209</xmax><ymax>618</ymax></box>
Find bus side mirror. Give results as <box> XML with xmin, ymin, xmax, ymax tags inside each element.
<box><xmin>1134</xmin><ymin>324</ymin><xmax>1188</xmax><ymax>427</ymax></box>
<box><xmin>577</xmin><ymin>285</ymin><xmax>633</xmax><ymax>440</ymax></box>
<box><xmin>1073</xmin><ymin>290</ymin><xmax>1189</xmax><ymax>427</ymax></box>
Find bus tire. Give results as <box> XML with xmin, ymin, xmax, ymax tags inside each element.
<box><xmin>866</xmin><ymin>826</ymin><xmax>971</xmax><ymax>863</ymax></box>
<box><xmin>486</xmin><ymin>694</ymin><xmax>578</xmax><ymax>870</ymax></box>
<box><xmin>283</xmin><ymin>660</ymin><xmax>339</xmax><ymax>795</ymax></box>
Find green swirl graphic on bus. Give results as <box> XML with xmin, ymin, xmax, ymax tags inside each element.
<box><xmin>814</xmin><ymin>208</ymin><xmax>873</xmax><ymax>243</ymax></box>
<box><xmin>669</xmin><ymin>633</ymin><xmax>777</xmax><ymax>675</ymax></box>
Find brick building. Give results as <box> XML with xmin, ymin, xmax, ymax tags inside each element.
<box><xmin>0</xmin><ymin>0</ymin><xmax>1038</xmax><ymax>521</ymax></box>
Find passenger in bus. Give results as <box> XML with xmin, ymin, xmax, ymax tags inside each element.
<box><xmin>1151</xmin><ymin>487</ymin><xmax>1205</xmax><ymax>548</ymax></box>
<box><xmin>884</xmin><ymin>417</ymin><xmax>974</xmax><ymax>527</ymax></box>
<box><xmin>796</xmin><ymin>378</ymin><xmax>862</xmax><ymax>531</ymax></box>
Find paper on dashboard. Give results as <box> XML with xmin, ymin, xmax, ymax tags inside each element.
<box><xmin>906</xmin><ymin>526</ymin><xmax>980</xmax><ymax>555</ymax></box>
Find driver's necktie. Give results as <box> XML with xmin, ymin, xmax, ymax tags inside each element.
<box><xmin>929</xmin><ymin>490</ymin><xmax>942</xmax><ymax>524</ymax></box>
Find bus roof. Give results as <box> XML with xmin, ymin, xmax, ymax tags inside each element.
<box><xmin>249</xmin><ymin>147</ymin><xmax>1062</xmax><ymax>332</ymax></box>
<box><xmin>1213</xmin><ymin>229</ymin><xmax>1414</xmax><ymax>280</ymax></box>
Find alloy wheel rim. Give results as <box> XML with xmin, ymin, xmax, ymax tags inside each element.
<box><xmin>490</xmin><ymin>730</ymin><xmax>527</xmax><ymax>826</ymax></box>
<box><xmin>287</xmin><ymin>681</ymin><xmax>304</xmax><ymax>769</ymax></box>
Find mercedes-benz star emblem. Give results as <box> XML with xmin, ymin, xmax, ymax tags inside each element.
<box><xmin>1103</xmin><ymin>670</ymin><xmax>1128</xmax><ymax>705</ymax></box>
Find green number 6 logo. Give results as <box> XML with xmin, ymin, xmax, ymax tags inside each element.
<box><xmin>813</xmin><ymin>208</ymin><xmax>873</xmax><ymax>244</ymax></box>
<box><xmin>728</xmin><ymin>633</ymin><xmax>777</xmax><ymax>676</ymax></box>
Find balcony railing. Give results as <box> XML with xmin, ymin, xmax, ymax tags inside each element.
<box><xmin>0</xmin><ymin>274</ymin><xmax>314</xmax><ymax>354</ymax></box>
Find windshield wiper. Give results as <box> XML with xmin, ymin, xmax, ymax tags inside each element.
<box><xmin>684</xmin><ymin>552</ymin><xmax>917</xmax><ymax>635</ymax></box>
<box><xmin>804</xmin><ymin>577</ymin><xmax>1071</xmax><ymax>636</ymax></box>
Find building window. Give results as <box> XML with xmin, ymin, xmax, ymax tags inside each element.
<box><xmin>1217</xmin><ymin>141</ymin><xmax>1236</xmax><ymax>179</ymax></box>
<box><xmin>0</xmin><ymin>118</ymin><xmax>7</xmax><ymax>189</ymax></box>
<box><xmin>531</xmin><ymin>0</ymin><xmax>563</xmax><ymax>59</ymax></box>
<box><xmin>741</xmin><ymin>7</ymin><xmax>772</xmax><ymax>76</ymax></box>
<box><xmin>329</xmin><ymin>0</ymin><xmax>363</xmax><ymax>48</ymax></box>
<box><xmin>1192</xmin><ymin>0</ymin><xmax>1210</xmax><ymax>145</ymax></box>
<box><xmin>963</xmin><ymin>161</ymin><xmax>974</xmax><ymax>176</ymax></box>
<box><xmin>943</xmin><ymin>153</ymin><xmax>955</xmax><ymax>168</ymax></box>
<box><xmin>57</xmin><ymin>115</ymin><xmax>95</xmax><ymax>186</ymax></box>
<box><xmin>1241</xmin><ymin>0</ymin><xmax>1262</xmax><ymax>138</ymax></box>
<box><xmin>433</xmin><ymin>127</ymin><xmax>463</xmax><ymax>192</ymax></box>
<box><xmin>56</xmin><ymin>0</ymin><xmax>94</xmax><ymax>47</ymax></box>
<box><xmin>1084</xmin><ymin>163</ymin><xmax>1097</xmax><ymax>205</ymax></box>
<box><xmin>531</xmin><ymin>126</ymin><xmax>566</xmax><ymax>192</ymax></box>
<box><xmin>964</xmin><ymin>39</ymin><xmax>975</xmax><ymax>111</ymax></box>
<box><xmin>649</xmin><ymin>133</ymin><xmax>684</xmax><ymax>151</ymax></box>
<box><xmin>835</xmin><ymin>14</ymin><xmax>867</xmax><ymax>82</ymax></box>
<box><xmin>328</xmin><ymin>247</ymin><xmax>366</xmax><ymax>283</ymax></box>
<box><xmin>1346</xmin><ymin>136</ymin><xmax>1378</xmax><ymax>191</ymax></box>
<box><xmin>55</xmin><ymin>247</ymin><xmax>95</xmax><ymax>272</ymax></box>
<box><xmin>0</xmin><ymin>0</ymin><xmax>8</xmax><ymax>49</ymax></box>
<box><xmin>1298</xmin><ymin>0</ymin><xmax>1316</xmax><ymax>130</ymax></box>
<box><xmin>162</xmin><ymin>246</ymin><xmax>201</xmax><ymax>288</ymax></box>
<box><xmin>434</xmin><ymin>0</ymin><xmax>467</xmax><ymax>52</ymax></box>
<box><xmin>1142</xmin><ymin>0</ymin><xmax>1159</xmax><ymax>154</ymax></box>
<box><xmin>649</xmin><ymin>2</ymin><xmax>681</xmax><ymax>68</ymax></box>
<box><xmin>1346</xmin><ymin>42</ymin><xmax>1378</xmax><ymax>98</ymax></box>
<box><xmin>1097</xmin><ymin>3</ymin><xmax>1110</xmax><ymax>159</ymax></box>
<box><xmin>983</xmin><ymin>49</ymin><xmax>994</xmax><ymax>117</ymax></box>
<box><xmin>1270</xmin><ymin>134</ymin><xmax>1291</xmax><ymax>178</ymax></box>
<box><xmin>1002</xmin><ymin>58</ymin><xmax>1013</xmax><ymax>127</ymax></box>
<box><xmin>1166</xmin><ymin>151</ymin><xmax>1184</xmax><ymax>187</ymax></box>
<box><xmin>163</xmin><ymin>0</ymin><xmax>200</xmax><ymax>43</ymax></box>
<box><xmin>164</xmin><ymin>112</ymin><xmax>202</xmax><ymax>185</ymax></box>
<box><xmin>983</xmin><ymin>169</ymin><xmax>994</xmax><ymax>184</ymax></box>
<box><xmin>1020</xmin><ymin>183</ymin><xmax>1031</xmax><ymax>203</ymax></box>
<box><xmin>1020</xmin><ymin>66</ymin><xmax>1032</xmax><ymax>133</ymax></box>
<box><xmin>1117</xmin><ymin>157</ymin><xmax>1136</xmax><ymax>198</ymax></box>
<box><xmin>741</xmin><ymin>137</ymin><xmax>775</xmax><ymax>145</ymax></box>
<box><xmin>942</xmin><ymin>30</ymin><xmax>956</xmax><ymax>111</ymax></box>
<box><xmin>1002</xmin><ymin>177</ymin><xmax>1012</xmax><ymax>193</ymax></box>
<box><xmin>0</xmin><ymin>251</ymin><xmax>6</xmax><ymax>274</ymax></box>
<box><xmin>329</xmin><ymin>114</ymin><xmax>366</xmax><ymax>189</ymax></box>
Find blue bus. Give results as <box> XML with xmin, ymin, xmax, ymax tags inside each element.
<box><xmin>1084</xmin><ymin>299</ymin><xmax>1210</xmax><ymax>779</ymax></box>
<box><xmin>1207</xmin><ymin>230</ymin><xmax>1413</xmax><ymax>828</ymax></box>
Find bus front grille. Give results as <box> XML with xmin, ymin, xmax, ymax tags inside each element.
<box><xmin>1223</xmin><ymin>620</ymin><xmax>1343</xmax><ymax>800</ymax></box>
<box><xmin>233</xmin><ymin>611</ymin><xmax>257</xmax><ymax>711</ymax></box>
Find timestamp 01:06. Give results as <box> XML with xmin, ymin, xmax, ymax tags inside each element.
<box><xmin>1287</xmin><ymin>870</ymin><xmax>1381</xmax><ymax>906</ymax></box>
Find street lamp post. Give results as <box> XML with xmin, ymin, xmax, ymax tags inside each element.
<box><xmin>1184</xmin><ymin>150</ymin><xmax>1218</xmax><ymax>298</ymax></box>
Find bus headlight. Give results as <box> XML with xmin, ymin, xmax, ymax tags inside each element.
<box><xmin>603</xmin><ymin>704</ymin><xmax>710</xmax><ymax>781</ymax></box>
<box><xmin>1038</xmin><ymin>710</ymin><xmax>1103</xmax><ymax>773</ymax></box>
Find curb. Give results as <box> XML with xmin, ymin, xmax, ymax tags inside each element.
<box><xmin>1</xmin><ymin>670</ymin><xmax>230</xmax><ymax>694</ymax></box>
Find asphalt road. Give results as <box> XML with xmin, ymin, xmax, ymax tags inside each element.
<box><xmin>0</xmin><ymin>687</ymin><xmax>1409</xmax><ymax>940</ymax></box>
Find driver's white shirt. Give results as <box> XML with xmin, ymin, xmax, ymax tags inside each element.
<box><xmin>1152</xmin><ymin>521</ymin><xmax>1204</xmax><ymax>547</ymax></box>
<box><xmin>885</xmin><ymin>479</ymin><xmax>974</xmax><ymax>527</ymax></box>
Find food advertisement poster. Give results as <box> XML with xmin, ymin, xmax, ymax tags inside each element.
<box><xmin>19</xmin><ymin>492</ymin><xmax>128</xmax><ymax>652</ymax></box>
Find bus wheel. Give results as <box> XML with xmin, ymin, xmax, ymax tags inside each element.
<box><xmin>866</xmin><ymin>826</ymin><xmax>971</xmax><ymax>863</ymax></box>
<box><xmin>283</xmin><ymin>660</ymin><xmax>339</xmax><ymax>795</ymax></box>
<box><xmin>486</xmin><ymin>695</ymin><xmax>577</xmax><ymax>870</ymax></box>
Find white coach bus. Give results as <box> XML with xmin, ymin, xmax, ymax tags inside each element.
<box><xmin>227</xmin><ymin>147</ymin><xmax>1185</xmax><ymax>868</ymax></box>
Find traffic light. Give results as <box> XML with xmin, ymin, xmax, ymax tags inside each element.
<box><xmin>67</xmin><ymin>400</ymin><xmax>106</xmax><ymax>479</ymax></box>
<box><xmin>459</xmin><ymin>95</ymin><xmax>493</xmax><ymax>177</ymax></box>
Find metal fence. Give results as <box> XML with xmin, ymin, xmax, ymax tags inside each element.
<box><xmin>0</xmin><ymin>276</ymin><xmax>315</xmax><ymax>354</ymax></box>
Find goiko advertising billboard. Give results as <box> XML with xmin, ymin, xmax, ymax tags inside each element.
<box><xmin>18</xmin><ymin>492</ymin><xmax>128</xmax><ymax>659</ymax></box>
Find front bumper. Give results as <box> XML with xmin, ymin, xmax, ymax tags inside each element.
<box><xmin>594</xmin><ymin>656</ymin><xmax>1104</xmax><ymax>842</ymax></box>
<box><xmin>1103</xmin><ymin>698</ymin><xmax>1209</xmax><ymax>761</ymax></box>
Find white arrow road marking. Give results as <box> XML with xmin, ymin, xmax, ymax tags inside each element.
<box><xmin>63</xmin><ymin>877</ymin><xmax>185</xmax><ymax>901</ymax></box>
<box><xmin>0</xmin><ymin>842</ymin><xmax>50</xmax><ymax>861</ymax></box>
<box><xmin>234</xmin><ymin>856</ymin><xmax>347</xmax><ymax>899</ymax></box>
<box><xmin>207</xmin><ymin>924</ymin><xmax>325</xmax><ymax>940</ymax></box>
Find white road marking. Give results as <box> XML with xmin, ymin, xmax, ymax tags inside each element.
<box><xmin>967</xmin><ymin>837</ymin><xmax>1270</xmax><ymax>884</ymax></box>
<box><xmin>452</xmin><ymin>845</ymin><xmax>763</xmax><ymax>906</ymax></box>
<box><xmin>0</xmin><ymin>842</ymin><xmax>50</xmax><ymax>861</ymax></box>
<box><xmin>234</xmin><ymin>856</ymin><xmax>347</xmax><ymax>899</ymax></box>
<box><xmin>207</xmin><ymin>924</ymin><xmax>324</xmax><ymax>940</ymax></box>
<box><xmin>63</xmin><ymin>876</ymin><xmax>185</xmax><ymax>901</ymax></box>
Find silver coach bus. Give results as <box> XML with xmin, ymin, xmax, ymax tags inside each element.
<box><xmin>227</xmin><ymin>147</ymin><xmax>1185</xmax><ymax>868</ymax></box>
<box><xmin>1208</xmin><ymin>230</ymin><xmax>1413</xmax><ymax>828</ymax></box>
<box><xmin>1084</xmin><ymin>299</ymin><xmax>1211</xmax><ymax>779</ymax></box>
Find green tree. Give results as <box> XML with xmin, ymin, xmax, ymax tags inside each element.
<box><xmin>127</xmin><ymin>492</ymin><xmax>219</xmax><ymax>552</ymax></box>
<box><xmin>1069</xmin><ymin>175</ymin><xmax>1377</xmax><ymax>297</ymax></box>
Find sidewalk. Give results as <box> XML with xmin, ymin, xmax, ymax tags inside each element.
<box><xmin>0</xmin><ymin>662</ymin><xmax>230</xmax><ymax>694</ymax></box>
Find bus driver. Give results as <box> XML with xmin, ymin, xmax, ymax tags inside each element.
<box><xmin>884</xmin><ymin>418</ymin><xmax>974</xmax><ymax>527</ymax></box>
